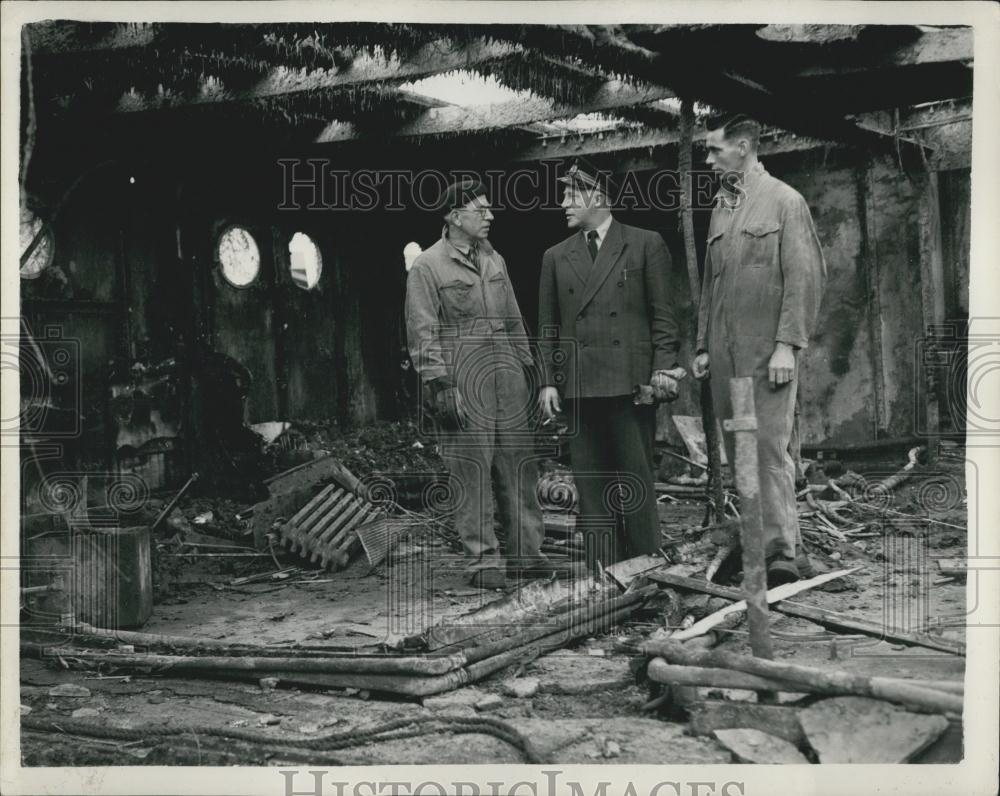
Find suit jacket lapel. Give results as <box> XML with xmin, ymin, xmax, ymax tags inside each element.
<box><xmin>579</xmin><ymin>219</ymin><xmax>627</xmax><ymax>311</ymax></box>
<box><xmin>564</xmin><ymin>232</ymin><xmax>589</xmax><ymax>287</ymax></box>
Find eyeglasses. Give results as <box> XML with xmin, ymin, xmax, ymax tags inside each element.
<box><xmin>459</xmin><ymin>206</ymin><xmax>492</xmax><ymax>218</ymax></box>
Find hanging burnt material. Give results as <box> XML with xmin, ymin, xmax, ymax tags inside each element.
<box><xmin>478</xmin><ymin>49</ymin><xmax>606</xmax><ymax>107</ymax></box>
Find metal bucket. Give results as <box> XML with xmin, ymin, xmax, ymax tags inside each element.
<box><xmin>27</xmin><ymin>525</ymin><xmax>152</xmax><ymax>629</ymax></box>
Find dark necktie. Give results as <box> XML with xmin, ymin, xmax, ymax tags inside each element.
<box><xmin>587</xmin><ymin>230</ymin><xmax>599</xmax><ymax>262</ymax></box>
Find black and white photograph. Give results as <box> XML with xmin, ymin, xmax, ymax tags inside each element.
<box><xmin>2</xmin><ymin>2</ymin><xmax>998</xmax><ymax>794</ymax></box>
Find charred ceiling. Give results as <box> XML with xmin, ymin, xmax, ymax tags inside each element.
<box><xmin>21</xmin><ymin>21</ymin><xmax>973</xmax><ymax>171</ymax></box>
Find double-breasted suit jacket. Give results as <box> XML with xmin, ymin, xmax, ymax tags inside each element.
<box><xmin>538</xmin><ymin>218</ymin><xmax>681</xmax><ymax>398</ymax></box>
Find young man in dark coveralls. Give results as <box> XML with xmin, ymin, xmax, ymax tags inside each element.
<box><xmin>406</xmin><ymin>177</ymin><xmax>583</xmax><ymax>589</ymax></box>
<box><xmin>693</xmin><ymin>114</ymin><xmax>827</xmax><ymax>586</ymax></box>
<box><xmin>537</xmin><ymin>158</ymin><xmax>684</xmax><ymax>570</ymax></box>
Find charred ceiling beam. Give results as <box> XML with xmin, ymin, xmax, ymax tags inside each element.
<box><xmin>754</xmin><ymin>24</ymin><xmax>871</xmax><ymax>46</ymax></box>
<box><xmin>40</xmin><ymin>37</ymin><xmax>523</xmax><ymax>115</ymax></box>
<box><xmin>506</xmin><ymin>24</ymin><xmax>966</xmax><ymax>150</ymax></box>
<box><xmin>791</xmin><ymin>26</ymin><xmax>972</xmax><ymax>75</ymax></box>
<box><xmin>528</xmin><ymin>26</ymin><xmax>935</xmax><ymax>154</ymax></box>
<box><xmin>25</xmin><ymin>21</ymin><xmax>160</xmax><ymax>55</ymax></box>
<box><xmin>615</xmin><ymin>99</ymin><xmax>681</xmax><ymax>129</ymax></box>
<box><xmin>475</xmin><ymin>51</ymin><xmax>608</xmax><ymax>106</ymax></box>
<box><xmin>314</xmin><ymin>79</ymin><xmax>675</xmax><ymax>143</ymax></box>
<box><xmin>782</xmin><ymin>61</ymin><xmax>973</xmax><ymax>115</ymax></box>
<box><xmin>509</xmin><ymin>123</ymin><xmax>833</xmax><ymax>165</ymax></box>
<box><xmin>763</xmin><ymin>28</ymin><xmax>974</xmax><ymax>115</ymax></box>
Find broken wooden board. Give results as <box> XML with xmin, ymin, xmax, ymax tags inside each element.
<box><xmin>712</xmin><ymin>728</ymin><xmax>810</xmax><ymax>764</ymax></box>
<box><xmin>689</xmin><ymin>700</ymin><xmax>806</xmax><ymax>746</ymax></box>
<box><xmin>603</xmin><ymin>554</ymin><xmax>672</xmax><ymax>590</ymax></box>
<box><xmin>421</xmin><ymin>554</ymin><xmax>668</xmax><ymax>650</ymax></box>
<box><xmin>799</xmin><ymin>696</ymin><xmax>949</xmax><ymax>763</ymax></box>
<box><xmin>647</xmin><ymin>570</ymin><xmax>966</xmax><ymax>656</ymax></box>
<box><xmin>670</xmin><ymin>568</ymin><xmax>857</xmax><ymax>641</ymax></box>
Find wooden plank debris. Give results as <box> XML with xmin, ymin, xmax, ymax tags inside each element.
<box><xmin>646</xmin><ymin>570</ymin><xmax>965</xmax><ymax>656</ymax></box>
<box><xmin>668</xmin><ymin>568</ymin><xmax>858</xmax><ymax>641</ymax></box>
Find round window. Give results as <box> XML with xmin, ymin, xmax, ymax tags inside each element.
<box><xmin>288</xmin><ymin>232</ymin><xmax>322</xmax><ymax>290</ymax></box>
<box><xmin>217</xmin><ymin>225</ymin><xmax>260</xmax><ymax>287</ymax></box>
<box><xmin>403</xmin><ymin>241</ymin><xmax>422</xmax><ymax>272</ymax></box>
<box><xmin>20</xmin><ymin>207</ymin><xmax>54</xmax><ymax>279</ymax></box>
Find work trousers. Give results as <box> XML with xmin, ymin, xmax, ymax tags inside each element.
<box><xmin>435</xmin><ymin>361</ymin><xmax>544</xmax><ymax>571</ymax></box>
<box><xmin>565</xmin><ymin>396</ymin><xmax>660</xmax><ymax>568</ymax></box>
<box><xmin>709</xmin><ymin>339</ymin><xmax>799</xmax><ymax>560</ymax></box>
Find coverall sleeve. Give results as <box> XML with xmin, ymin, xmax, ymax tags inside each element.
<box><xmin>695</xmin><ymin>235</ymin><xmax>715</xmax><ymax>353</ymax></box>
<box><xmin>404</xmin><ymin>262</ymin><xmax>450</xmax><ymax>385</ymax></box>
<box><xmin>497</xmin><ymin>254</ymin><xmax>534</xmax><ymax>367</ymax></box>
<box><xmin>537</xmin><ymin>248</ymin><xmax>561</xmax><ymax>389</ymax></box>
<box><xmin>776</xmin><ymin>194</ymin><xmax>827</xmax><ymax>349</ymax></box>
<box><xmin>645</xmin><ymin>232</ymin><xmax>682</xmax><ymax>371</ymax></box>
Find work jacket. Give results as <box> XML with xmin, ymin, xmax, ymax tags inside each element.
<box><xmin>537</xmin><ymin>218</ymin><xmax>681</xmax><ymax>399</ymax></box>
<box><xmin>696</xmin><ymin>164</ymin><xmax>826</xmax><ymax>360</ymax></box>
<box><xmin>405</xmin><ymin>228</ymin><xmax>534</xmax><ymax>394</ymax></box>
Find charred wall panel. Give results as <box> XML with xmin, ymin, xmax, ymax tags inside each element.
<box><xmin>771</xmin><ymin>153</ymin><xmax>879</xmax><ymax>446</ymax></box>
<box><xmin>206</xmin><ymin>220</ymin><xmax>279</xmax><ymax>424</ymax></box>
<box><xmin>868</xmin><ymin>157</ymin><xmax>925</xmax><ymax>439</ymax></box>
<box><xmin>274</xmin><ymin>221</ymin><xmax>341</xmax><ymax>423</ymax></box>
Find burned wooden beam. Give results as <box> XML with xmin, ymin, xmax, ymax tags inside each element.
<box><xmin>754</xmin><ymin>24</ymin><xmax>870</xmax><ymax>46</ymax></box>
<box><xmin>477</xmin><ymin>50</ymin><xmax>608</xmax><ymax>106</ymax></box>
<box><xmin>25</xmin><ymin>21</ymin><xmax>160</xmax><ymax>55</ymax></box>
<box><xmin>315</xmin><ymin>78</ymin><xmax>675</xmax><ymax>142</ymax></box>
<box><xmin>41</xmin><ymin>37</ymin><xmax>522</xmax><ymax>115</ymax></box>
<box><xmin>792</xmin><ymin>26</ymin><xmax>972</xmax><ymax>76</ymax></box>
<box><xmin>509</xmin><ymin>124</ymin><xmax>832</xmax><ymax>166</ymax></box>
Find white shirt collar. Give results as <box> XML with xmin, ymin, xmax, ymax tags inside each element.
<box><xmin>582</xmin><ymin>214</ymin><xmax>614</xmax><ymax>246</ymax></box>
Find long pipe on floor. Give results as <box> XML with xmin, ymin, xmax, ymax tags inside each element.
<box><xmin>647</xmin><ymin>660</ymin><xmax>964</xmax><ymax>696</ymax></box>
<box><xmin>641</xmin><ymin>639</ymin><xmax>963</xmax><ymax>715</ymax></box>
<box><xmin>20</xmin><ymin>641</ymin><xmax>468</xmax><ymax>677</ymax></box>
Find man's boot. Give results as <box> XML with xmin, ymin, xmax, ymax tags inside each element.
<box><xmin>795</xmin><ymin>552</ymin><xmax>816</xmax><ymax>579</ymax></box>
<box><xmin>469</xmin><ymin>567</ymin><xmax>507</xmax><ymax>589</ymax></box>
<box><xmin>507</xmin><ymin>554</ymin><xmax>588</xmax><ymax>580</ymax></box>
<box><xmin>766</xmin><ymin>554</ymin><xmax>800</xmax><ymax>587</ymax></box>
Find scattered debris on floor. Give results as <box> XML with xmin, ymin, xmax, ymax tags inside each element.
<box><xmin>19</xmin><ymin>443</ymin><xmax>967</xmax><ymax>766</ymax></box>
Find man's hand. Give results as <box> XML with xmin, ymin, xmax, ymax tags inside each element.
<box><xmin>651</xmin><ymin>367</ymin><xmax>686</xmax><ymax>402</ymax></box>
<box><xmin>692</xmin><ymin>352</ymin><xmax>711</xmax><ymax>381</ymax></box>
<box><xmin>768</xmin><ymin>342</ymin><xmax>796</xmax><ymax>389</ymax></box>
<box><xmin>538</xmin><ymin>387</ymin><xmax>562</xmax><ymax>420</ymax></box>
<box><xmin>434</xmin><ymin>386</ymin><xmax>469</xmax><ymax>429</ymax></box>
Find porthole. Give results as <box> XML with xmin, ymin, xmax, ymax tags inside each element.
<box><xmin>20</xmin><ymin>207</ymin><xmax>54</xmax><ymax>279</ymax></box>
<box><xmin>288</xmin><ymin>232</ymin><xmax>322</xmax><ymax>290</ymax></box>
<box><xmin>403</xmin><ymin>241</ymin><xmax>422</xmax><ymax>272</ymax></box>
<box><xmin>217</xmin><ymin>225</ymin><xmax>260</xmax><ymax>288</ymax></box>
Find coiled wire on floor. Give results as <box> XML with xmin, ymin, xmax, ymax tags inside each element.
<box><xmin>22</xmin><ymin>713</ymin><xmax>545</xmax><ymax>763</ymax></box>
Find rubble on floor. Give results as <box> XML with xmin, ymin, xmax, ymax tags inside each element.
<box><xmin>19</xmin><ymin>445</ymin><xmax>968</xmax><ymax>765</ymax></box>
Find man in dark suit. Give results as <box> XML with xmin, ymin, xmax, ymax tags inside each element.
<box><xmin>538</xmin><ymin>158</ymin><xmax>683</xmax><ymax>568</ymax></box>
